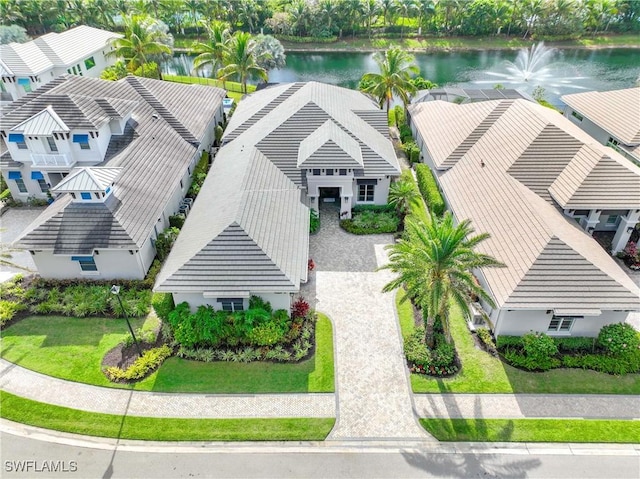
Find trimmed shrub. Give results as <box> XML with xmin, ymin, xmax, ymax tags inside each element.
<box><xmin>415</xmin><ymin>164</ymin><xmax>445</xmax><ymax>216</ymax></box>
<box><xmin>341</xmin><ymin>210</ymin><xmax>400</xmax><ymax>234</ymax></box>
<box><xmin>496</xmin><ymin>335</ymin><xmax>523</xmax><ymax>350</ymax></box>
<box><xmin>561</xmin><ymin>350</ymin><xmax>640</xmax><ymax>375</ymax></box>
<box><xmin>104</xmin><ymin>345</ymin><xmax>172</xmax><ymax>381</ymax></box>
<box><xmin>155</xmin><ymin>227</ymin><xmax>180</xmax><ymax>261</ymax></box>
<box><xmin>503</xmin><ymin>349</ymin><xmax>561</xmax><ymax>371</ymax></box>
<box><xmin>553</xmin><ymin>336</ymin><xmax>595</xmax><ymax>354</ymax></box>
<box><xmin>169</xmin><ymin>214</ymin><xmax>186</xmax><ymax>229</ymax></box>
<box><xmin>597</xmin><ymin>323</ymin><xmax>640</xmax><ymax>357</ymax></box>
<box><xmin>187</xmin><ymin>151</ymin><xmax>210</xmax><ymax>198</ymax></box>
<box><xmin>0</xmin><ymin>300</ymin><xmax>25</xmax><ymax>326</ymax></box>
<box><xmin>523</xmin><ymin>331</ymin><xmax>558</xmax><ymax>363</ymax></box>
<box><xmin>402</xmin><ymin>141</ymin><xmax>420</xmax><ymax>163</ymax></box>
<box><xmin>152</xmin><ymin>293</ymin><xmax>175</xmax><ymax>322</ymax></box>
<box><xmin>404</xmin><ymin>328</ymin><xmax>431</xmax><ymax>369</ymax></box>
<box><xmin>352</xmin><ymin>204</ymin><xmax>395</xmax><ymax>214</ymax></box>
<box><xmin>399</xmin><ymin>124</ymin><xmax>413</xmax><ymax>143</ymax></box>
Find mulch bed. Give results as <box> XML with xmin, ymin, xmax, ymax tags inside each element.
<box><xmin>101</xmin><ymin>327</ymin><xmax>166</xmax><ymax>373</ymax></box>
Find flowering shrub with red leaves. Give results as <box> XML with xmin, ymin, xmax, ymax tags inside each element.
<box><xmin>291</xmin><ymin>297</ymin><xmax>310</xmax><ymax>319</ymax></box>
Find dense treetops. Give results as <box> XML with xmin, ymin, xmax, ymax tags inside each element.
<box><xmin>2</xmin><ymin>0</ymin><xmax>637</xmax><ymax>40</ymax></box>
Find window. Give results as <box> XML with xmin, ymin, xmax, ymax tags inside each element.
<box><xmin>571</xmin><ymin>110</ymin><xmax>583</xmax><ymax>122</ymax></box>
<box><xmin>573</xmin><ymin>210</ymin><xmax>589</xmax><ymax>216</ymax></box>
<box><xmin>84</xmin><ymin>56</ymin><xmax>96</xmax><ymax>70</ymax></box>
<box><xmin>15</xmin><ymin>178</ymin><xmax>27</xmax><ymax>193</ymax></box>
<box><xmin>218</xmin><ymin>298</ymin><xmax>244</xmax><ymax>312</ymax></box>
<box><xmin>46</xmin><ymin>136</ymin><xmax>58</xmax><ymax>152</ymax></box>
<box><xmin>606</xmin><ymin>215</ymin><xmax>619</xmax><ymax>225</ymax></box>
<box><xmin>37</xmin><ymin>179</ymin><xmax>48</xmax><ymax>193</ymax></box>
<box><xmin>8</xmin><ymin>133</ymin><xmax>27</xmax><ymax>149</ymax></box>
<box><xmin>80</xmin><ymin>192</ymin><xmax>91</xmax><ymax>200</ymax></box>
<box><xmin>326</xmin><ymin>169</ymin><xmax>334</xmax><ymax>176</ymax></box>
<box><xmin>548</xmin><ymin>316</ymin><xmax>577</xmax><ymax>332</ymax></box>
<box><xmin>72</xmin><ymin>66</ymin><xmax>78</xmax><ymax>75</ymax></box>
<box><xmin>72</xmin><ymin>256</ymin><xmax>98</xmax><ymax>272</ymax></box>
<box><xmin>607</xmin><ymin>137</ymin><xmax>621</xmax><ymax>153</ymax></box>
<box><xmin>357</xmin><ymin>180</ymin><xmax>376</xmax><ymax>202</ymax></box>
<box><xmin>339</xmin><ymin>169</ymin><xmax>347</xmax><ymax>176</ymax></box>
<box><xmin>17</xmin><ymin>78</ymin><xmax>31</xmax><ymax>92</ymax></box>
<box><xmin>312</xmin><ymin>169</ymin><xmax>321</xmax><ymax>176</ymax></box>
<box><xmin>73</xmin><ymin>134</ymin><xmax>90</xmax><ymax>150</ymax></box>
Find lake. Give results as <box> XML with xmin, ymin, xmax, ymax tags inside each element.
<box><xmin>165</xmin><ymin>48</ymin><xmax>640</xmax><ymax>106</ymax></box>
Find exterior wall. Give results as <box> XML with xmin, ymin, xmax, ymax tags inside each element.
<box><xmin>171</xmin><ymin>292</ymin><xmax>292</xmax><ymax>313</ymax></box>
<box><xmin>595</xmin><ymin>209</ymin><xmax>627</xmax><ymax>232</ymax></box>
<box><xmin>351</xmin><ymin>176</ymin><xmax>391</xmax><ymax>206</ymax></box>
<box><xmin>493</xmin><ymin>309</ymin><xmax>630</xmax><ymax>338</ymax></box>
<box><xmin>563</xmin><ymin>108</ymin><xmax>610</xmax><ymax>145</ymax></box>
<box><xmin>31</xmin><ymin>249</ymin><xmax>146</xmax><ymax>280</ymax></box>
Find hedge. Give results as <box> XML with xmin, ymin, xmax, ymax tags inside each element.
<box><xmin>352</xmin><ymin>203</ymin><xmax>396</xmax><ymax>214</ymax></box>
<box><xmin>415</xmin><ymin>164</ymin><xmax>445</xmax><ymax>216</ymax></box>
<box><xmin>276</xmin><ymin>35</ymin><xmax>338</xmax><ymax>43</ymax></box>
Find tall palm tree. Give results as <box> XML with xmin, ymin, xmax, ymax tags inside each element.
<box><xmin>361</xmin><ymin>0</ymin><xmax>379</xmax><ymax>38</ymax></box>
<box><xmin>359</xmin><ymin>48</ymin><xmax>419</xmax><ymax>111</ymax></box>
<box><xmin>382</xmin><ymin>213</ymin><xmax>503</xmax><ymax>347</ymax></box>
<box><xmin>107</xmin><ymin>15</ymin><xmax>171</xmax><ymax>79</ymax></box>
<box><xmin>388</xmin><ymin>178</ymin><xmax>420</xmax><ymax>220</ymax></box>
<box><xmin>192</xmin><ymin>21</ymin><xmax>231</xmax><ymax>80</ymax></box>
<box><xmin>218</xmin><ymin>31</ymin><xmax>267</xmax><ymax>93</ymax></box>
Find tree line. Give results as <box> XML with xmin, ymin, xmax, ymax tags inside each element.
<box><xmin>1</xmin><ymin>0</ymin><xmax>638</xmax><ymax>40</ymax></box>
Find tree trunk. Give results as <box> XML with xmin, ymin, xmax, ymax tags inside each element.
<box><xmin>424</xmin><ymin>311</ymin><xmax>435</xmax><ymax>349</ymax></box>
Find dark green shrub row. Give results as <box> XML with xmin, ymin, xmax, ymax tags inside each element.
<box><xmin>561</xmin><ymin>351</ymin><xmax>640</xmax><ymax>375</ymax></box>
<box><xmin>187</xmin><ymin>151</ymin><xmax>210</xmax><ymax>198</ymax></box>
<box><xmin>415</xmin><ymin>164</ymin><xmax>445</xmax><ymax>216</ymax></box>
<box><xmin>341</xmin><ymin>211</ymin><xmax>400</xmax><ymax>235</ymax></box>
<box><xmin>152</xmin><ymin>293</ymin><xmax>175</xmax><ymax>322</ymax></box>
<box><xmin>554</xmin><ymin>336</ymin><xmax>596</xmax><ymax>353</ymax></box>
<box><xmin>503</xmin><ymin>349</ymin><xmax>561</xmax><ymax>371</ymax></box>
<box><xmin>276</xmin><ymin>34</ymin><xmax>338</xmax><ymax>43</ymax></box>
<box><xmin>169</xmin><ymin>214</ymin><xmax>186</xmax><ymax>229</ymax></box>
<box><xmin>310</xmin><ymin>209</ymin><xmax>319</xmax><ymax>233</ymax></box>
<box><xmin>405</xmin><ymin>328</ymin><xmax>458</xmax><ymax>376</ymax></box>
<box><xmin>155</xmin><ymin>227</ymin><xmax>180</xmax><ymax>262</ymax></box>
<box><xmin>352</xmin><ymin>203</ymin><xmax>396</xmax><ymax>214</ymax></box>
<box><xmin>403</xmin><ymin>141</ymin><xmax>420</xmax><ymax>163</ymax></box>
<box><xmin>399</xmin><ymin>124</ymin><xmax>413</xmax><ymax>144</ymax></box>
<box><xmin>104</xmin><ymin>345</ymin><xmax>173</xmax><ymax>382</ymax></box>
<box><xmin>389</xmin><ymin>105</ymin><xmax>406</xmax><ymax>128</ymax></box>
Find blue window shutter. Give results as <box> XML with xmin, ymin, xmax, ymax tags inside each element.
<box><xmin>17</xmin><ymin>78</ymin><xmax>30</xmax><ymax>86</ymax></box>
<box><xmin>71</xmin><ymin>256</ymin><xmax>94</xmax><ymax>261</ymax></box>
<box><xmin>8</xmin><ymin>133</ymin><xmax>24</xmax><ymax>143</ymax></box>
<box><xmin>105</xmin><ymin>186</ymin><xmax>111</xmax><ymax>194</ymax></box>
<box><xmin>8</xmin><ymin>171</ymin><xmax>22</xmax><ymax>180</ymax></box>
<box><xmin>31</xmin><ymin>171</ymin><xmax>44</xmax><ymax>180</ymax></box>
<box><xmin>80</xmin><ymin>192</ymin><xmax>91</xmax><ymax>200</ymax></box>
<box><xmin>72</xmin><ymin>134</ymin><xmax>89</xmax><ymax>143</ymax></box>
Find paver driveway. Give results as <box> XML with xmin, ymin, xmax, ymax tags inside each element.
<box><xmin>310</xmin><ymin>204</ymin><xmax>430</xmax><ymax>440</ymax></box>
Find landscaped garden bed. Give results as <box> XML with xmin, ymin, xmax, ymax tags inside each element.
<box><xmin>340</xmin><ymin>204</ymin><xmax>400</xmax><ymax>235</ymax></box>
<box><xmin>616</xmin><ymin>240</ymin><xmax>640</xmax><ymax>271</ymax></box>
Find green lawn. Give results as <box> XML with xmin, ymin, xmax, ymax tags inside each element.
<box><xmin>400</xmin><ymin>170</ymin><xmax>430</xmax><ymax>224</ymax></box>
<box><xmin>421</xmin><ymin>418</ymin><xmax>640</xmax><ymax>443</ymax></box>
<box><xmin>0</xmin><ymin>391</ymin><xmax>334</xmax><ymax>441</ymax></box>
<box><xmin>396</xmin><ymin>291</ymin><xmax>640</xmax><ymax>394</ymax></box>
<box><xmin>163</xmin><ymin>74</ymin><xmax>256</xmax><ymax>101</ymax></box>
<box><xmin>0</xmin><ymin>314</ymin><xmax>334</xmax><ymax>393</ymax></box>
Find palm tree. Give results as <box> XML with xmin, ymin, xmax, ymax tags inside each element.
<box><xmin>218</xmin><ymin>31</ymin><xmax>267</xmax><ymax>93</ymax></box>
<box><xmin>361</xmin><ymin>0</ymin><xmax>379</xmax><ymax>38</ymax></box>
<box><xmin>191</xmin><ymin>21</ymin><xmax>231</xmax><ymax>81</ymax></box>
<box><xmin>388</xmin><ymin>178</ymin><xmax>420</xmax><ymax>220</ymax></box>
<box><xmin>107</xmin><ymin>15</ymin><xmax>171</xmax><ymax>79</ymax></box>
<box><xmin>382</xmin><ymin>213</ymin><xmax>503</xmax><ymax>347</ymax></box>
<box><xmin>359</xmin><ymin>48</ymin><xmax>419</xmax><ymax>111</ymax></box>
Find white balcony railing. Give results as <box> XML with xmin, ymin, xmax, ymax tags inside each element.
<box><xmin>31</xmin><ymin>153</ymin><xmax>75</xmax><ymax>168</ymax></box>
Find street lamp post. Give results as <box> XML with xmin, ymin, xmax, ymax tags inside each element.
<box><xmin>110</xmin><ymin>285</ymin><xmax>143</xmax><ymax>358</ymax></box>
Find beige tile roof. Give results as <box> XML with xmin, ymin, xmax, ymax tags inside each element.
<box><xmin>562</xmin><ymin>88</ymin><xmax>640</xmax><ymax>145</ymax></box>
<box><xmin>414</xmin><ymin>99</ymin><xmax>640</xmax><ymax>311</ymax></box>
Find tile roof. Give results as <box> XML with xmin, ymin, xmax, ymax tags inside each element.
<box><xmin>562</xmin><ymin>88</ymin><xmax>640</xmax><ymax>145</ymax></box>
<box><xmin>13</xmin><ymin>75</ymin><xmax>225</xmax><ymax>254</ymax></box>
<box><xmin>298</xmin><ymin>119</ymin><xmax>363</xmax><ymax>169</ymax></box>
<box><xmin>10</xmin><ymin>106</ymin><xmax>69</xmax><ymax>135</ymax></box>
<box><xmin>0</xmin><ymin>26</ymin><xmax>121</xmax><ymax>76</ymax></box>
<box><xmin>411</xmin><ymin>99</ymin><xmax>640</xmax><ymax>311</ymax></box>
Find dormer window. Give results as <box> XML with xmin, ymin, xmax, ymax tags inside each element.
<box><xmin>80</xmin><ymin>192</ymin><xmax>91</xmax><ymax>200</ymax></box>
<box><xmin>46</xmin><ymin>137</ymin><xmax>58</xmax><ymax>152</ymax></box>
<box><xmin>8</xmin><ymin>133</ymin><xmax>27</xmax><ymax>149</ymax></box>
<box><xmin>51</xmin><ymin>167</ymin><xmax>122</xmax><ymax>204</ymax></box>
<box><xmin>73</xmin><ymin>134</ymin><xmax>90</xmax><ymax>150</ymax></box>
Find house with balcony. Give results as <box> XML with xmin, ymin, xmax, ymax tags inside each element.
<box><xmin>155</xmin><ymin>81</ymin><xmax>400</xmax><ymax>312</ymax></box>
<box><xmin>562</xmin><ymin>87</ymin><xmax>640</xmax><ymax>165</ymax></box>
<box><xmin>6</xmin><ymin>74</ymin><xmax>225</xmax><ymax>280</ymax></box>
<box><xmin>0</xmin><ymin>25</ymin><xmax>121</xmax><ymax>103</ymax></box>
<box><xmin>408</xmin><ymin>98</ymin><xmax>640</xmax><ymax>337</ymax></box>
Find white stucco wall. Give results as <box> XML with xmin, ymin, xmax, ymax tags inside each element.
<box><xmin>172</xmin><ymin>292</ymin><xmax>293</xmax><ymax>313</ymax></box>
<box><xmin>563</xmin><ymin>108</ymin><xmax>611</xmax><ymax>145</ymax></box>
<box><xmin>493</xmin><ymin>309</ymin><xmax>631</xmax><ymax>337</ymax></box>
<box><xmin>352</xmin><ymin>176</ymin><xmax>391</xmax><ymax>206</ymax></box>
<box><xmin>31</xmin><ymin>249</ymin><xmax>146</xmax><ymax>280</ymax></box>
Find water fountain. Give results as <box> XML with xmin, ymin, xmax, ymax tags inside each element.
<box><xmin>474</xmin><ymin>42</ymin><xmax>588</xmax><ymax>97</ymax></box>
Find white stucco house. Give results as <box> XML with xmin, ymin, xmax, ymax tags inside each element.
<box><xmin>6</xmin><ymin>74</ymin><xmax>225</xmax><ymax>280</ymax></box>
<box><xmin>0</xmin><ymin>25</ymin><xmax>121</xmax><ymax>103</ymax></box>
<box><xmin>408</xmin><ymin>98</ymin><xmax>640</xmax><ymax>338</ymax></box>
<box><xmin>562</xmin><ymin>87</ymin><xmax>640</xmax><ymax>166</ymax></box>
<box><xmin>155</xmin><ymin>81</ymin><xmax>401</xmax><ymax>312</ymax></box>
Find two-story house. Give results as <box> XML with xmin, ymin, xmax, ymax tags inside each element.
<box><xmin>6</xmin><ymin>74</ymin><xmax>224</xmax><ymax>280</ymax></box>
<box><xmin>0</xmin><ymin>25</ymin><xmax>121</xmax><ymax>103</ymax></box>
<box><xmin>408</xmin><ymin>98</ymin><xmax>640</xmax><ymax>338</ymax></box>
<box><xmin>562</xmin><ymin>87</ymin><xmax>640</xmax><ymax>166</ymax></box>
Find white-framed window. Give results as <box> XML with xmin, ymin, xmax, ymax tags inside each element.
<box><xmin>606</xmin><ymin>215</ymin><xmax>619</xmax><ymax>225</ymax></box>
<box><xmin>72</xmin><ymin>256</ymin><xmax>98</xmax><ymax>272</ymax></box>
<box><xmin>548</xmin><ymin>316</ymin><xmax>577</xmax><ymax>332</ymax></box>
<box><xmin>218</xmin><ymin>298</ymin><xmax>244</xmax><ymax>312</ymax></box>
<box><xmin>84</xmin><ymin>56</ymin><xmax>96</xmax><ymax>70</ymax></box>
<box><xmin>37</xmin><ymin>179</ymin><xmax>48</xmax><ymax>192</ymax></box>
<box><xmin>358</xmin><ymin>184</ymin><xmax>375</xmax><ymax>202</ymax></box>
<box><xmin>46</xmin><ymin>136</ymin><xmax>58</xmax><ymax>152</ymax></box>
<box><xmin>312</xmin><ymin>169</ymin><xmax>321</xmax><ymax>176</ymax></box>
<box><xmin>15</xmin><ymin>178</ymin><xmax>27</xmax><ymax>193</ymax></box>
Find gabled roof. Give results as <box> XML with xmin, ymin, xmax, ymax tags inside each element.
<box><xmin>0</xmin><ymin>26</ymin><xmax>121</xmax><ymax>76</ymax></box>
<box><xmin>52</xmin><ymin>167</ymin><xmax>122</xmax><ymax>193</ymax></box>
<box><xmin>155</xmin><ymin>145</ymin><xmax>309</xmax><ymax>294</ymax></box>
<box><xmin>298</xmin><ymin>119</ymin><xmax>363</xmax><ymax>169</ymax></box>
<box><xmin>0</xmin><ymin>59</ymin><xmax>14</xmax><ymax>77</ymax></box>
<box><xmin>14</xmin><ymin>75</ymin><xmax>225</xmax><ymax>254</ymax></box>
<box><xmin>562</xmin><ymin>88</ymin><xmax>640</xmax><ymax>145</ymax></box>
<box><xmin>412</xmin><ymin>99</ymin><xmax>640</xmax><ymax>311</ymax></box>
<box><xmin>11</xmin><ymin>105</ymin><xmax>69</xmax><ymax>135</ymax></box>
<box><xmin>224</xmin><ymin>82</ymin><xmax>400</xmax><ymax>184</ymax></box>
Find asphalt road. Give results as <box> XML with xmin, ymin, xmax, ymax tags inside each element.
<box><xmin>1</xmin><ymin>430</ymin><xmax>639</xmax><ymax>479</ymax></box>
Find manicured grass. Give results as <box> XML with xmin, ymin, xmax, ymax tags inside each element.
<box><xmin>0</xmin><ymin>391</ymin><xmax>334</xmax><ymax>441</ymax></box>
<box><xmin>421</xmin><ymin>418</ymin><xmax>640</xmax><ymax>443</ymax></box>
<box><xmin>281</xmin><ymin>34</ymin><xmax>640</xmax><ymax>52</ymax></box>
<box><xmin>163</xmin><ymin>74</ymin><xmax>256</xmax><ymax>101</ymax></box>
<box><xmin>398</xmin><ymin>295</ymin><xmax>640</xmax><ymax>394</ymax></box>
<box><xmin>400</xmin><ymin>170</ymin><xmax>429</xmax><ymax>224</ymax></box>
<box><xmin>0</xmin><ymin>315</ymin><xmax>148</xmax><ymax>388</ymax></box>
<box><xmin>152</xmin><ymin>314</ymin><xmax>335</xmax><ymax>393</ymax></box>
<box><xmin>0</xmin><ymin>314</ymin><xmax>334</xmax><ymax>393</ymax></box>
<box><xmin>396</xmin><ymin>289</ymin><xmax>416</xmax><ymax>342</ymax></box>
